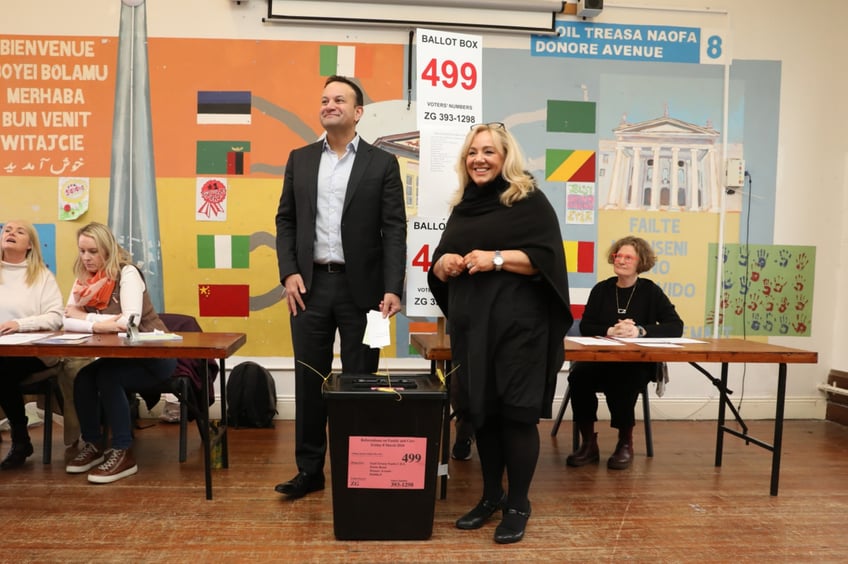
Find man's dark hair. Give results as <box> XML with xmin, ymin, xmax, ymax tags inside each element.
<box><xmin>325</xmin><ymin>75</ymin><xmax>364</xmax><ymax>107</ymax></box>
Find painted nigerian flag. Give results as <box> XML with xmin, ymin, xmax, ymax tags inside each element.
<box><xmin>197</xmin><ymin>234</ymin><xmax>250</xmax><ymax>269</ymax></box>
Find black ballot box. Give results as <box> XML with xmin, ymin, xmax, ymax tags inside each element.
<box><xmin>324</xmin><ymin>373</ymin><xmax>447</xmax><ymax>540</ymax></box>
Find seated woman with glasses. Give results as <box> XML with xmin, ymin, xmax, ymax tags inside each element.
<box><xmin>566</xmin><ymin>235</ymin><xmax>683</xmax><ymax>470</ymax></box>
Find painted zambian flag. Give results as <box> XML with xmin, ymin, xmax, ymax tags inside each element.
<box><xmin>319</xmin><ymin>44</ymin><xmax>375</xmax><ymax>78</ymax></box>
<box><xmin>197</xmin><ymin>234</ymin><xmax>250</xmax><ymax>269</ymax></box>
<box><xmin>198</xmin><ymin>284</ymin><xmax>250</xmax><ymax>317</ymax></box>
<box><xmin>563</xmin><ymin>240</ymin><xmax>594</xmax><ymax>273</ymax></box>
<box><xmin>546</xmin><ymin>149</ymin><xmax>595</xmax><ymax>182</ymax></box>
<box><xmin>196</xmin><ymin>91</ymin><xmax>251</xmax><ymax>125</ymax></box>
<box><xmin>196</xmin><ymin>141</ymin><xmax>251</xmax><ymax>175</ymax></box>
<box><xmin>546</xmin><ymin>100</ymin><xmax>596</xmax><ymax>133</ymax></box>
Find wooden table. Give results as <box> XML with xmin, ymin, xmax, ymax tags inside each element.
<box><xmin>0</xmin><ymin>331</ymin><xmax>247</xmax><ymax>500</ymax></box>
<box><xmin>410</xmin><ymin>333</ymin><xmax>818</xmax><ymax>496</ymax></box>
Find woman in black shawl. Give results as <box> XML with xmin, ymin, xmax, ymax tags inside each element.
<box><xmin>428</xmin><ymin>123</ymin><xmax>572</xmax><ymax>544</ymax></box>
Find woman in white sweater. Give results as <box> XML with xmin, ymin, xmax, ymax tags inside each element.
<box><xmin>0</xmin><ymin>220</ymin><xmax>64</xmax><ymax>469</ymax></box>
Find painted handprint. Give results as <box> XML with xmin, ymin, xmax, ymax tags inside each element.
<box><xmin>777</xmin><ymin>249</ymin><xmax>791</xmax><ymax>268</ymax></box>
<box><xmin>778</xmin><ymin>315</ymin><xmax>789</xmax><ymax>334</ymax></box>
<box><xmin>756</xmin><ymin>249</ymin><xmax>768</xmax><ymax>268</ymax></box>
<box><xmin>793</xmin><ymin>275</ymin><xmax>805</xmax><ymax>292</ymax></box>
<box><xmin>738</xmin><ymin>276</ymin><xmax>749</xmax><ymax>296</ymax></box>
<box><xmin>772</xmin><ymin>275</ymin><xmax>786</xmax><ymax>293</ymax></box>
<box><xmin>795</xmin><ymin>252</ymin><xmax>809</xmax><ymax>270</ymax></box>
<box><xmin>791</xmin><ymin>313</ymin><xmax>808</xmax><ymax>334</ymax></box>
<box><xmin>763</xmin><ymin>313</ymin><xmax>774</xmax><ymax>332</ymax></box>
<box><xmin>777</xmin><ymin>296</ymin><xmax>789</xmax><ymax>313</ymax></box>
<box><xmin>734</xmin><ymin>297</ymin><xmax>745</xmax><ymax>316</ymax></box>
<box><xmin>794</xmin><ymin>295</ymin><xmax>808</xmax><ymax>311</ymax></box>
<box><xmin>750</xmin><ymin>312</ymin><xmax>761</xmax><ymax>331</ymax></box>
<box><xmin>747</xmin><ymin>294</ymin><xmax>762</xmax><ymax>312</ymax></box>
<box><xmin>761</xmin><ymin>278</ymin><xmax>773</xmax><ymax>296</ymax></box>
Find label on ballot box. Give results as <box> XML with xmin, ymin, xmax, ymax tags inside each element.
<box><xmin>348</xmin><ymin>436</ymin><xmax>427</xmax><ymax>489</ymax></box>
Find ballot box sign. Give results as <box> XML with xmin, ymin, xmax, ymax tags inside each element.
<box><xmin>347</xmin><ymin>436</ymin><xmax>427</xmax><ymax>489</ymax></box>
<box><xmin>405</xmin><ymin>217</ymin><xmax>447</xmax><ymax>317</ymax></box>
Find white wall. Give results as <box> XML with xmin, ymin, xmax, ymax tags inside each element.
<box><xmin>5</xmin><ymin>0</ymin><xmax>846</xmax><ymax>420</ymax></box>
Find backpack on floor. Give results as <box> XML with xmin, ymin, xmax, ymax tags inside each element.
<box><xmin>226</xmin><ymin>361</ymin><xmax>277</xmax><ymax>428</ymax></box>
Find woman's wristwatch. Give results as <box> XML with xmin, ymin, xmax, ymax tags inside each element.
<box><xmin>637</xmin><ymin>325</ymin><xmax>647</xmax><ymax>337</ymax></box>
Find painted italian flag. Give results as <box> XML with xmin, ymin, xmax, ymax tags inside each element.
<box><xmin>197</xmin><ymin>234</ymin><xmax>250</xmax><ymax>269</ymax></box>
<box><xmin>319</xmin><ymin>45</ymin><xmax>374</xmax><ymax>78</ymax></box>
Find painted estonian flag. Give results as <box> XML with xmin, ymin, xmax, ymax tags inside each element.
<box><xmin>196</xmin><ymin>140</ymin><xmax>251</xmax><ymax>175</ymax></box>
<box><xmin>197</xmin><ymin>91</ymin><xmax>252</xmax><ymax>125</ymax></box>
<box><xmin>197</xmin><ymin>234</ymin><xmax>250</xmax><ymax>269</ymax></box>
<box><xmin>198</xmin><ymin>284</ymin><xmax>250</xmax><ymax>317</ymax></box>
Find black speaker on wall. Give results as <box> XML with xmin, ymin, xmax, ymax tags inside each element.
<box><xmin>577</xmin><ymin>0</ymin><xmax>603</xmax><ymax>18</ymax></box>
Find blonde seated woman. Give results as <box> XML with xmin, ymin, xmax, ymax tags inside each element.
<box><xmin>63</xmin><ymin>222</ymin><xmax>176</xmax><ymax>484</ymax></box>
<box><xmin>0</xmin><ymin>220</ymin><xmax>64</xmax><ymax>469</ymax></box>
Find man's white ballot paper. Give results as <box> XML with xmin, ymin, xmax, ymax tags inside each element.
<box><xmin>363</xmin><ymin>310</ymin><xmax>391</xmax><ymax>349</ymax></box>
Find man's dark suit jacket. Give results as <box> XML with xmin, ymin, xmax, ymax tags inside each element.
<box><xmin>274</xmin><ymin>138</ymin><xmax>407</xmax><ymax>310</ymax></box>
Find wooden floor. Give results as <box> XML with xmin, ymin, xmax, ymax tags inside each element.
<box><xmin>2</xmin><ymin>418</ymin><xmax>848</xmax><ymax>563</ymax></box>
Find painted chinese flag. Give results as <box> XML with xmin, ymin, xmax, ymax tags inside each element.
<box><xmin>198</xmin><ymin>284</ymin><xmax>249</xmax><ymax>317</ymax></box>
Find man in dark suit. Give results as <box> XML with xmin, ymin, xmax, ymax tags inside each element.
<box><xmin>274</xmin><ymin>75</ymin><xmax>407</xmax><ymax>499</ymax></box>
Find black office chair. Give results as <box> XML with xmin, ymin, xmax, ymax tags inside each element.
<box><xmin>550</xmin><ymin>380</ymin><xmax>654</xmax><ymax>457</ymax></box>
<box><xmin>17</xmin><ymin>364</ymin><xmax>63</xmax><ymax>464</ymax></box>
<box><xmin>553</xmin><ymin>319</ymin><xmax>655</xmax><ymax>457</ymax></box>
<box><xmin>134</xmin><ymin>313</ymin><xmax>219</xmax><ymax>462</ymax></box>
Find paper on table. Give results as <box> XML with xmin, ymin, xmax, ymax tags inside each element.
<box><xmin>0</xmin><ymin>333</ymin><xmax>54</xmax><ymax>345</ymax></box>
<box><xmin>566</xmin><ymin>336</ymin><xmax>625</xmax><ymax>346</ymax></box>
<box><xmin>118</xmin><ymin>330</ymin><xmax>183</xmax><ymax>342</ymax></box>
<box><xmin>37</xmin><ymin>332</ymin><xmax>93</xmax><ymax>344</ymax></box>
<box><xmin>363</xmin><ymin>310</ymin><xmax>391</xmax><ymax>349</ymax></box>
<box><xmin>617</xmin><ymin>337</ymin><xmax>706</xmax><ymax>345</ymax></box>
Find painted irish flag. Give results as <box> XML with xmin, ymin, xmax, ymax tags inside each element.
<box><xmin>197</xmin><ymin>234</ymin><xmax>250</xmax><ymax>269</ymax></box>
<box><xmin>319</xmin><ymin>44</ymin><xmax>374</xmax><ymax>78</ymax></box>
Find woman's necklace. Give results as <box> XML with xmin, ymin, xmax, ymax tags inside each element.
<box><xmin>616</xmin><ymin>283</ymin><xmax>637</xmax><ymax>315</ymax></box>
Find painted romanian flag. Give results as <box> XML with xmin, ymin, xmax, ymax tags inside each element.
<box><xmin>563</xmin><ymin>240</ymin><xmax>595</xmax><ymax>273</ymax></box>
<box><xmin>197</xmin><ymin>235</ymin><xmax>250</xmax><ymax>269</ymax></box>
<box><xmin>198</xmin><ymin>284</ymin><xmax>250</xmax><ymax>317</ymax></box>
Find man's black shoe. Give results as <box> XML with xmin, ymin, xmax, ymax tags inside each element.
<box><xmin>274</xmin><ymin>471</ymin><xmax>325</xmax><ymax>498</ymax></box>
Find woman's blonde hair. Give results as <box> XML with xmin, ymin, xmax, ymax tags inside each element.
<box><xmin>450</xmin><ymin>123</ymin><xmax>536</xmax><ymax>208</ymax></box>
<box><xmin>73</xmin><ymin>222</ymin><xmax>133</xmax><ymax>280</ymax></box>
<box><xmin>0</xmin><ymin>220</ymin><xmax>49</xmax><ymax>286</ymax></box>
<box><xmin>607</xmin><ymin>235</ymin><xmax>656</xmax><ymax>274</ymax></box>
